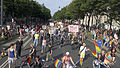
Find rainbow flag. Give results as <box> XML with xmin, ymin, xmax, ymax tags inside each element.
<box><xmin>28</xmin><ymin>56</ymin><xmax>32</xmax><ymax>64</ymax></box>
<box><xmin>90</xmin><ymin>49</ymin><xmax>97</xmax><ymax>58</ymax></box>
<box><xmin>79</xmin><ymin>59</ymin><xmax>83</xmax><ymax>66</ymax></box>
<box><xmin>95</xmin><ymin>40</ymin><xmax>101</xmax><ymax>53</ymax></box>
<box><xmin>90</xmin><ymin>40</ymin><xmax>101</xmax><ymax>58</ymax></box>
<box><xmin>55</xmin><ymin>59</ymin><xmax>62</xmax><ymax>68</ymax></box>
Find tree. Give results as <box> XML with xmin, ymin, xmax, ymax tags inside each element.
<box><xmin>1</xmin><ymin>0</ymin><xmax>51</xmax><ymax>24</ymax></box>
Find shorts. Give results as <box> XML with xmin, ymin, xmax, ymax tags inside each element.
<box><xmin>8</xmin><ymin>58</ymin><xmax>15</xmax><ymax>64</ymax></box>
<box><xmin>80</xmin><ymin>53</ymin><xmax>85</xmax><ymax>58</ymax></box>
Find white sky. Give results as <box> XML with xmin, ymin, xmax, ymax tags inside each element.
<box><xmin>36</xmin><ymin>0</ymin><xmax>72</xmax><ymax>16</ymax></box>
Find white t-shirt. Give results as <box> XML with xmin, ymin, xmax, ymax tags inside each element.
<box><xmin>68</xmin><ymin>33</ymin><xmax>71</xmax><ymax>36</ymax></box>
<box><xmin>31</xmin><ymin>29</ymin><xmax>35</xmax><ymax>35</ymax></box>
<box><xmin>114</xmin><ymin>33</ymin><xmax>118</xmax><ymax>40</ymax></box>
<box><xmin>80</xmin><ymin>46</ymin><xmax>86</xmax><ymax>54</ymax></box>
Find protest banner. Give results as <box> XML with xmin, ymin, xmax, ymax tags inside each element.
<box><xmin>68</xmin><ymin>25</ymin><xmax>79</xmax><ymax>32</ymax></box>
<box><xmin>50</xmin><ymin>22</ymin><xmax>54</xmax><ymax>26</ymax></box>
<box><xmin>42</xmin><ymin>25</ymin><xmax>46</xmax><ymax>29</ymax></box>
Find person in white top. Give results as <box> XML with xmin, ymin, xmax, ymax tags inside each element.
<box><xmin>41</xmin><ymin>37</ymin><xmax>46</xmax><ymax>53</ymax></box>
<box><xmin>31</xmin><ymin>28</ymin><xmax>35</xmax><ymax>41</ymax></box>
<box><xmin>114</xmin><ymin>32</ymin><xmax>118</xmax><ymax>40</ymax></box>
<box><xmin>79</xmin><ymin>43</ymin><xmax>89</xmax><ymax>65</ymax></box>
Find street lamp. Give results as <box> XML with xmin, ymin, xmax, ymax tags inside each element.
<box><xmin>1</xmin><ymin>0</ymin><xmax>3</xmax><ymax>26</ymax></box>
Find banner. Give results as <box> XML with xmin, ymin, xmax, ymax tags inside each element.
<box><xmin>50</xmin><ymin>22</ymin><xmax>54</xmax><ymax>26</ymax></box>
<box><xmin>68</xmin><ymin>25</ymin><xmax>79</xmax><ymax>32</ymax></box>
<box><xmin>42</xmin><ymin>25</ymin><xmax>46</xmax><ymax>29</ymax></box>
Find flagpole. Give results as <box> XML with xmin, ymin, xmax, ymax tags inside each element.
<box><xmin>75</xmin><ymin>60</ymin><xmax>80</xmax><ymax>65</ymax></box>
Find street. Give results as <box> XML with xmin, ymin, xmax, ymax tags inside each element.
<box><xmin>1</xmin><ymin>37</ymin><xmax>119</xmax><ymax>68</ymax></box>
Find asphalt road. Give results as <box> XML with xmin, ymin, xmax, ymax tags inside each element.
<box><xmin>1</xmin><ymin>36</ymin><xmax>120</xmax><ymax>68</ymax></box>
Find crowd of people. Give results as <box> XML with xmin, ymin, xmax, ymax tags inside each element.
<box><xmin>3</xmin><ymin>22</ymin><xmax>120</xmax><ymax>68</ymax></box>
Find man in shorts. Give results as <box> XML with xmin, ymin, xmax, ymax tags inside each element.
<box><xmin>79</xmin><ymin>43</ymin><xmax>89</xmax><ymax>65</ymax></box>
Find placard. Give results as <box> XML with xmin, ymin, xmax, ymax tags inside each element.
<box><xmin>68</xmin><ymin>25</ymin><xmax>79</xmax><ymax>32</ymax></box>
<box><xmin>50</xmin><ymin>23</ymin><xmax>54</xmax><ymax>26</ymax></box>
<box><xmin>42</xmin><ymin>25</ymin><xmax>46</xmax><ymax>29</ymax></box>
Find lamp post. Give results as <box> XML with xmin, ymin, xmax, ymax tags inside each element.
<box><xmin>1</xmin><ymin>0</ymin><xmax>3</xmax><ymax>26</ymax></box>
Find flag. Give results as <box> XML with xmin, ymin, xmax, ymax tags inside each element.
<box><xmin>55</xmin><ymin>59</ymin><xmax>62</xmax><ymax>68</ymax></box>
<box><xmin>90</xmin><ymin>40</ymin><xmax>101</xmax><ymax>58</ymax></box>
<box><xmin>95</xmin><ymin>40</ymin><xmax>101</xmax><ymax>53</ymax></box>
<box><xmin>28</xmin><ymin>56</ymin><xmax>31</xmax><ymax>64</ymax></box>
<box><xmin>79</xmin><ymin>59</ymin><xmax>83</xmax><ymax>66</ymax></box>
<box><xmin>90</xmin><ymin>49</ymin><xmax>97</xmax><ymax>58</ymax></box>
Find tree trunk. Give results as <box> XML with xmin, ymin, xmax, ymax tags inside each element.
<box><xmin>91</xmin><ymin>15</ymin><xmax>93</xmax><ymax>26</ymax></box>
<box><xmin>110</xmin><ymin>18</ymin><xmax>112</xmax><ymax>30</ymax></box>
<box><xmin>87</xmin><ymin>14</ymin><xmax>91</xmax><ymax>30</ymax></box>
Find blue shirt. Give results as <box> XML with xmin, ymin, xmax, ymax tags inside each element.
<box><xmin>9</xmin><ymin>50</ymin><xmax>15</xmax><ymax>58</ymax></box>
<box><xmin>97</xmin><ymin>40</ymin><xmax>102</xmax><ymax>49</ymax></box>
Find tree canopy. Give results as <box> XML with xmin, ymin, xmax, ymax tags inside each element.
<box><xmin>53</xmin><ymin>0</ymin><xmax>120</xmax><ymax>28</ymax></box>
<box><xmin>1</xmin><ymin>0</ymin><xmax>51</xmax><ymax>24</ymax></box>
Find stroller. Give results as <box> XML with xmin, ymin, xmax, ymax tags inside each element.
<box><xmin>20</xmin><ymin>54</ymin><xmax>32</xmax><ymax>68</ymax></box>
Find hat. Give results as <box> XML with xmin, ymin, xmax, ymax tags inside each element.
<box><xmin>66</xmin><ymin>52</ymin><xmax>69</xmax><ymax>55</ymax></box>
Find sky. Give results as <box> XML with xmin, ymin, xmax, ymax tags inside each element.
<box><xmin>36</xmin><ymin>0</ymin><xmax>72</xmax><ymax>16</ymax></box>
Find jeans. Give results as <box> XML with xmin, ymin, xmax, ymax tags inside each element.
<box><xmin>42</xmin><ymin>45</ymin><xmax>45</xmax><ymax>51</ymax></box>
<box><xmin>33</xmin><ymin>39</ymin><xmax>38</xmax><ymax>46</ymax></box>
<box><xmin>56</xmin><ymin>35</ymin><xmax>58</xmax><ymax>40</ymax></box>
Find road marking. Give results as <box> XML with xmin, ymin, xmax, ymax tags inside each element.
<box><xmin>0</xmin><ymin>60</ymin><xmax>8</xmax><ymax>68</ymax></box>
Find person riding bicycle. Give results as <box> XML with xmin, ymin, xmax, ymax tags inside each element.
<box><xmin>62</xmin><ymin>52</ymin><xmax>76</xmax><ymax>68</ymax></box>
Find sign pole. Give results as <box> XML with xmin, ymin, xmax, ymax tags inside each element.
<box><xmin>1</xmin><ymin>0</ymin><xmax>3</xmax><ymax>26</ymax></box>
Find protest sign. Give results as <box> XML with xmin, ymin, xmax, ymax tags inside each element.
<box><xmin>50</xmin><ymin>22</ymin><xmax>54</xmax><ymax>26</ymax></box>
<box><xmin>68</xmin><ymin>25</ymin><xmax>79</xmax><ymax>32</ymax></box>
<box><xmin>42</xmin><ymin>25</ymin><xmax>46</xmax><ymax>29</ymax></box>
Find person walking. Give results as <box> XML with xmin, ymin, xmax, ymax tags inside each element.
<box><xmin>41</xmin><ymin>37</ymin><xmax>46</xmax><ymax>53</ymax></box>
<box><xmin>29</xmin><ymin>44</ymin><xmax>36</xmax><ymax>59</ymax></box>
<box><xmin>96</xmin><ymin>37</ymin><xmax>103</xmax><ymax>57</ymax></box>
<box><xmin>62</xmin><ymin>52</ymin><xmax>76</xmax><ymax>68</ymax></box>
<box><xmin>8</xmin><ymin>43</ymin><xmax>17</xmax><ymax>68</ymax></box>
<box><xmin>79</xmin><ymin>43</ymin><xmax>89</xmax><ymax>66</ymax></box>
<box><xmin>46</xmin><ymin>43</ymin><xmax>54</xmax><ymax>62</ymax></box>
<box><xmin>15</xmin><ymin>37</ymin><xmax>23</xmax><ymax>59</ymax></box>
<box><xmin>33</xmin><ymin>32</ymin><xmax>40</xmax><ymax>47</ymax></box>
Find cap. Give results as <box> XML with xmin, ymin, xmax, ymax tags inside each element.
<box><xmin>66</xmin><ymin>52</ymin><xmax>69</xmax><ymax>55</ymax></box>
